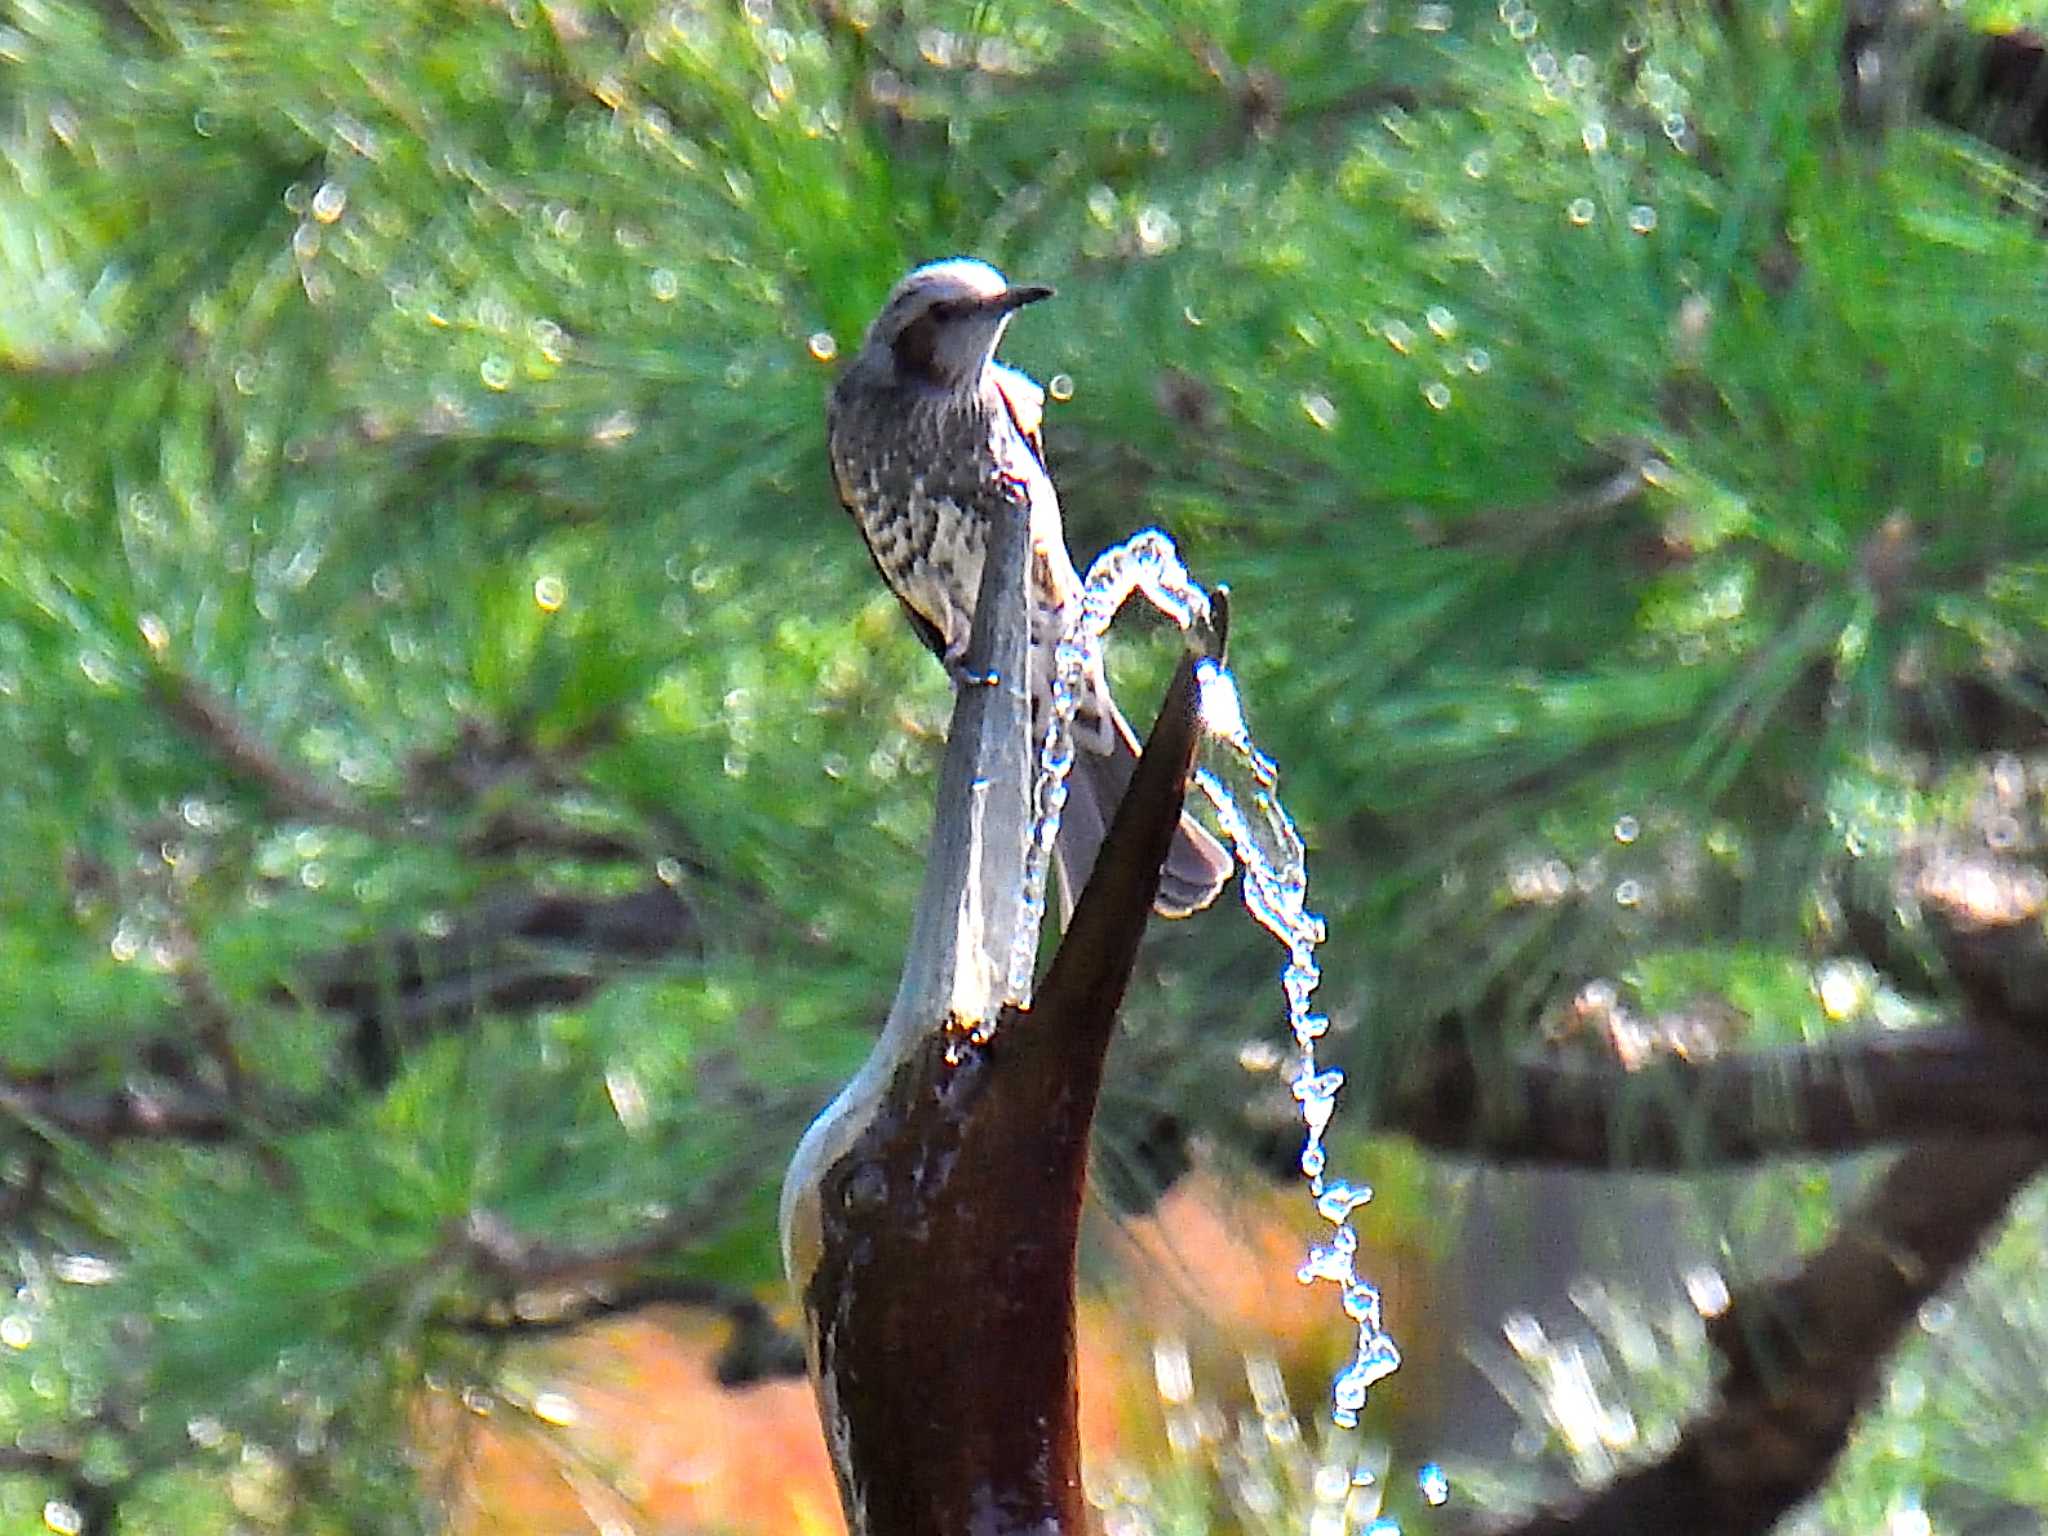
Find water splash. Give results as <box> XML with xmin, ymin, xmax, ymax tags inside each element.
<box><xmin>1007</xmin><ymin>528</ymin><xmax>1209</xmax><ymax>1001</ymax></box>
<box><xmin>1015</xmin><ymin>526</ymin><xmax>1400</xmax><ymax>1430</ymax></box>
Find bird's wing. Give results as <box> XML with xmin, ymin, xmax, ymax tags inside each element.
<box><xmin>882</xmin><ymin>571</ymin><xmax>950</xmax><ymax>661</ymax></box>
<box><xmin>990</xmin><ymin>363</ymin><xmax>1048</xmax><ymax>474</ymax></box>
<box><xmin>827</xmin><ymin>386</ymin><xmax>954</xmax><ymax>663</ymax></box>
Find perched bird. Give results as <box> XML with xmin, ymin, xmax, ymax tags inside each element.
<box><xmin>827</xmin><ymin>257</ymin><xmax>1232</xmax><ymax>919</ymax></box>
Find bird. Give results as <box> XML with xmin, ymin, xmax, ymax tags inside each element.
<box><xmin>826</xmin><ymin>256</ymin><xmax>1232</xmax><ymax>921</ymax></box>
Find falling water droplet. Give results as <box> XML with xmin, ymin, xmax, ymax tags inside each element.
<box><xmin>1418</xmin><ymin>1463</ymin><xmax>1450</xmax><ymax>1505</ymax></box>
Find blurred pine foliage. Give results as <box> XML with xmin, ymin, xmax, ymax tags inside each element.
<box><xmin>3</xmin><ymin>0</ymin><xmax>2048</xmax><ymax>1529</ymax></box>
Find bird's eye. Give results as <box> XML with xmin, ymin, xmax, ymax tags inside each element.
<box><xmin>928</xmin><ymin>300</ymin><xmax>962</xmax><ymax>321</ymax></box>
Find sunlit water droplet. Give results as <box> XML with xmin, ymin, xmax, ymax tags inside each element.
<box><xmin>1418</xmin><ymin>1462</ymin><xmax>1450</xmax><ymax>1505</ymax></box>
<box><xmin>1135</xmin><ymin>205</ymin><xmax>1179</xmax><ymax>255</ymax></box>
<box><xmin>1238</xmin><ymin>1038</ymin><xmax>1282</xmax><ymax>1071</ymax></box>
<box><xmin>531</xmin><ymin>1390</ymin><xmax>580</xmax><ymax>1426</ymax></box>
<box><xmin>1816</xmin><ymin>960</ymin><xmax>1866</xmax><ymax>1021</ymax></box>
<box><xmin>1683</xmin><ymin>1264</ymin><xmax>1730</xmax><ymax>1317</ymax></box>
<box><xmin>1316</xmin><ymin>1181</ymin><xmax>1374</xmax><ymax>1223</ymax></box>
<box><xmin>1503</xmin><ymin>1309</ymin><xmax>1546</xmax><ymax>1356</ymax></box>
<box><xmin>1152</xmin><ymin>1337</ymin><xmax>1194</xmax><ymax>1405</ymax></box>
<box><xmin>605</xmin><ymin>1067</ymin><xmax>650</xmax><ymax>1132</ymax></box>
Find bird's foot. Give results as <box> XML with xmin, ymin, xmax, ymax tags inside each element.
<box><xmin>943</xmin><ymin>638</ymin><xmax>1000</xmax><ymax>689</ymax></box>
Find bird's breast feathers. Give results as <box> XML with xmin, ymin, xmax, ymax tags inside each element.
<box><xmin>988</xmin><ymin>363</ymin><xmax>1046</xmax><ymax>469</ymax></box>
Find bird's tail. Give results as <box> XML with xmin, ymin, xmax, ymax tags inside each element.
<box><xmin>1052</xmin><ymin>701</ymin><xmax>1234</xmax><ymax>923</ymax></box>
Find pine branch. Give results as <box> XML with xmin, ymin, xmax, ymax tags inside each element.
<box><xmin>149</xmin><ymin>667</ymin><xmax>378</xmax><ymax>831</ymax></box>
<box><xmin>0</xmin><ymin>880</ymin><xmax>709</xmax><ymax>1150</ymax></box>
<box><xmin>301</xmin><ymin>881</ymin><xmax>703</xmax><ymax>1086</ymax></box>
<box><xmin>151</xmin><ymin>663</ymin><xmax>660</xmax><ymax>863</ymax></box>
<box><xmin>0</xmin><ymin>1074</ymin><xmax>246</xmax><ymax>1144</ymax></box>
<box><xmin>0</xmin><ymin>1154</ymin><xmax>50</xmax><ymax>1235</ymax></box>
<box><xmin>1846</xmin><ymin>9</ymin><xmax>2048</xmax><ymax>171</ymax></box>
<box><xmin>0</xmin><ymin>1443</ymin><xmax>79</xmax><ymax>1476</ymax></box>
<box><xmin>453</xmin><ymin>1278</ymin><xmax>807</xmax><ymax>1382</ymax></box>
<box><xmin>1480</xmin><ymin>829</ymin><xmax>2048</xmax><ymax>1534</ymax></box>
<box><xmin>454</xmin><ymin>1272</ymin><xmax>743</xmax><ymax>1334</ymax></box>
<box><xmin>456</xmin><ymin>1164</ymin><xmax>755</xmax><ymax>1293</ymax></box>
<box><xmin>1494</xmin><ymin>1136</ymin><xmax>2046</xmax><ymax>1536</ymax></box>
<box><xmin>443</xmin><ymin>1163</ymin><xmax>805</xmax><ymax>1374</ymax></box>
<box><xmin>54</xmin><ymin>999</ymin><xmax>2048</xmax><ymax>1170</ymax></box>
<box><xmin>1425</xmin><ymin>443</ymin><xmax>1654</xmax><ymax>553</ymax></box>
<box><xmin>1382</xmin><ymin>1022</ymin><xmax>2048</xmax><ymax>1168</ymax></box>
<box><xmin>0</xmin><ymin>1413</ymin><xmax>143</xmax><ymax>1536</ymax></box>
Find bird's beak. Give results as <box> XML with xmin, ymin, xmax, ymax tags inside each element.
<box><xmin>993</xmin><ymin>284</ymin><xmax>1055</xmax><ymax>312</ymax></box>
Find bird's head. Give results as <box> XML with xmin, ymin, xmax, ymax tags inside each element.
<box><xmin>862</xmin><ymin>257</ymin><xmax>1054</xmax><ymax>391</ymax></box>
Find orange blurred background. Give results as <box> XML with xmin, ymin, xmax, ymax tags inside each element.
<box><xmin>441</xmin><ymin>1173</ymin><xmax>1429</xmax><ymax>1534</ymax></box>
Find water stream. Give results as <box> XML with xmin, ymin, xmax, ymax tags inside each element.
<box><xmin>1014</xmin><ymin>527</ymin><xmax>1403</xmax><ymax>1433</ymax></box>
